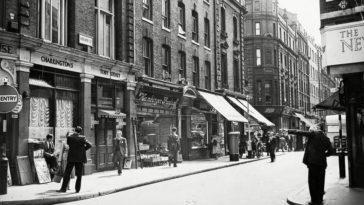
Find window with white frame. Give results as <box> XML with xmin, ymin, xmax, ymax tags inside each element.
<box><xmin>40</xmin><ymin>0</ymin><xmax>67</xmax><ymax>45</ymax></box>
<box><xmin>256</xmin><ymin>48</ymin><xmax>261</xmax><ymax>66</ymax></box>
<box><xmin>162</xmin><ymin>0</ymin><xmax>170</xmax><ymax>28</ymax></box>
<box><xmin>178</xmin><ymin>2</ymin><xmax>186</xmax><ymax>35</ymax></box>
<box><xmin>193</xmin><ymin>56</ymin><xmax>199</xmax><ymax>87</ymax></box>
<box><xmin>143</xmin><ymin>0</ymin><xmax>152</xmax><ymax>20</ymax></box>
<box><xmin>178</xmin><ymin>51</ymin><xmax>186</xmax><ymax>80</ymax></box>
<box><xmin>95</xmin><ymin>0</ymin><xmax>114</xmax><ymax>58</ymax></box>
<box><xmin>143</xmin><ymin>37</ymin><xmax>153</xmax><ymax>77</ymax></box>
<box><xmin>255</xmin><ymin>22</ymin><xmax>261</xmax><ymax>35</ymax></box>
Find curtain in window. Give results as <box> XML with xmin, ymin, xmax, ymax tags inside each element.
<box><xmin>56</xmin><ymin>99</ymin><xmax>73</xmax><ymax>128</ymax></box>
<box><xmin>30</xmin><ymin>97</ymin><xmax>50</xmax><ymax>127</ymax></box>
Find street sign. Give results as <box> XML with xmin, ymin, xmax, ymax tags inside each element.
<box><xmin>0</xmin><ymin>84</ymin><xmax>19</xmax><ymax>113</ymax></box>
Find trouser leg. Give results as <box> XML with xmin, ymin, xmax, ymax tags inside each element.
<box><xmin>173</xmin><ymin>150</ymin><xmax>177</xmax><ymax>167</ymax></box>
<box><xmin>74</xmin><ymin>163</ymin><xmax>83</xmax><ymax>192</ymax></box>
<box><xmin>61</xmin><ymin>162</ymin><xmax>74</xmax><ymax>191</ymax></box>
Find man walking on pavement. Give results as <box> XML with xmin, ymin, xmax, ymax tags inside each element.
<box><xmin>267</xmin><ymin>132</ymin><xmax>277</xmax><ymax>162</ymax></box>
<box><xmin>113</xmin><ymin>129</ymin><xmax>128</xmax><ymax>175</ymax></box>
<box><xmin>58</xmin><ymin>126</ymin><xmax>92</xmax><ymax>193</ymax></box>
<box><xmin>288</xmin><ymin>124</ymin><xmax>334</xmax><ymax>205</ymax></box>
<box><xmin>168</xmin><ymin>127</ymin><xmax>180</xmax><ymax>167</ymax></box>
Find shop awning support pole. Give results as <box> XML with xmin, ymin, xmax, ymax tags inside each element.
<box><xmin>338</xmin><ymin>114</ymin><xmax>346</xmax><ymax>178</ymax></box>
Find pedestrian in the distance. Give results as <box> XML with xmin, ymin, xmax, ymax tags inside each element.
<box><xmin>113</xmin><ymin>129</ymin><xmax>128</xmax><ymax>175</ymax></box>
<box><xmin>168</xmin><ymin>127</ymin><xmax>180</xmax><ymax>167</ymax></box>
<box><xmin>267</xmin><ymin>132</ymin><xmax>277</xmax><ymax>162</ymax></box>
<box><xmin>288</xmin><ymin>125</ymin><xmax>333</xmax><ymax>205</ymax></box>
<box><xmin>57</xmin><ymin>126</ymin><xmax>92</xmax><ymax>193</ymax></box>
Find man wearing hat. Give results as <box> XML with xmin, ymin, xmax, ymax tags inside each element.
<box><xmin>168</xmin><ymin>127</ymin><xmax>180</xmax><ymax>167</ymax></box>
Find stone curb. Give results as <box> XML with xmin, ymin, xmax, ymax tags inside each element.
<box><xmin>286</xmin><ymin>185</ymin><xmax>307</xmax><ymax>205</ymax></box>
<box><xmin>2</xmin><ymin>154</ymin><xmax>283</xmax><ymax>205</ymax></box>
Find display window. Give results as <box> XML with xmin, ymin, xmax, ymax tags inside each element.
<box><xmin>191</xmin><ymin>113</ymin><xmax>208</xmax><ymax>149</ymax></box>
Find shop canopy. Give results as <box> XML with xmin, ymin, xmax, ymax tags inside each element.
<box><xmin>294</xmin><ymin>113</ymin><xmax>315</xmax><ymax>128</ymax></box>
<box><xmin>229</xmin><ymin>97</ymin><xmax>275</xmax><ymax>127</ymax></box>
<box><xmin>313</xmin><ymin>91</ymin><xmax>345</xmax><ymax>112</ymax></box>
<box><xmin>199</xmin><ymin>91</ymin><xmax>248</xmax><ymax>123</ymax></box>
<box><xmin>98</xmin><ymin>110</ymin><xmax>126</xmax><ymax>118</ymax></box>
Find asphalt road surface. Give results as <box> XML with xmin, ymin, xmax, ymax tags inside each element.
<box><xmin>58</xmin><ymin>152</ymin><xmax>339</xmax><ymax>205</ymax></box>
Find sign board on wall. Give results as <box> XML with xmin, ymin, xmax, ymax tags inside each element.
<box><xmin>321</xmin><ymin>21</ymin><xmax>364</xmax><ymax>67</ymax></box>
<box><xmin>30</xmin><ymin>52</ymin><xmax>82</xmax><ymax>73</ymax></box>
<box><xmin>79</xmin><ymin>33</ymin><xmax>93</xmax><ymax>47</ymax></box>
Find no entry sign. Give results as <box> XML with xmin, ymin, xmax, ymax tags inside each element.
<box><xmin>0</xmin><ymin>84</ymin><xmax>19</xmax><ymax>113</ymax></box>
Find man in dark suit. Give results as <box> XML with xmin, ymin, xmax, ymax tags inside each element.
<box><xmin>58</xmin><ymin>126</ymin><xmax>92</xmax><ymax>193</ymax></box>
<box><xmin>43</xmin><ymin>134</ymin><xmax>57</xmax><ymax>179</ymax></box>
<box><xmin>267</xmin><ymin>132</ymin><xmax>277</xmax><ymax>162</ymax></box>
<box><xmin>288</xmin><ymin>125</ymin><xmax>334</xmax><ymax>205</ymax></box>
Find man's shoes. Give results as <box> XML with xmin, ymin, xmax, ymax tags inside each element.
<box><xmin>76</xmin><ymin>190</ymin><xmax>80</xmax><ymax>193</ymax></box>
<box><xmin>56</xmin><ymin>189</ymin><xmax>66</xmax><ymax>193</ymax></box>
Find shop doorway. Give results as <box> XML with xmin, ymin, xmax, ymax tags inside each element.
<box><xmin>95</xmin><ymin>118</ymin><xmax>115</xmax><ymax>170</ymax></box>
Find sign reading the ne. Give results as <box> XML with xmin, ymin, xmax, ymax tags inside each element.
<box><xmin>321</xmin><ymin>21</ymin><xmax>364</xmax><ymax>67</ymax></box>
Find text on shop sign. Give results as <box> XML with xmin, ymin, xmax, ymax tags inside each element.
<box><xmin>340</xmin><ymin>29</ymin><xmax>364</xmax><ymax>53</ymax></box>
<box><xmin>137</xmin><ymin>92</ymin><xmax>176</xmax><ymax>105</ymax></box>
<box><xmin>100</xmin><ymin>69</ymin><xmax>121</xmax><ymax>78</ymax></box>
<box><xmin>41</xmin><ymin>56</ymin><xmax>74</xmax><ymax>68</ymax></box>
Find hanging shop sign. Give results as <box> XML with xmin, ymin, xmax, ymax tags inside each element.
<box><xmin>321</xmin><ymin>20</ymin><xmax>364</xmax><ymax>67</ymax></box>
<box><xmin>0</xmin><ymin>84</ymin><xmax>19</xmax><ymax>113</ymax></box>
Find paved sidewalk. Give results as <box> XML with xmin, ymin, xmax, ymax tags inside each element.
<box><xmin>287</xmin><ymin>159</ymin><xmax>364</xmax><ymax>205</ymax></box>
<box><xmin>0</xmin><ymin>153</ymin><xmax>282</xmax><ymax>205</ymax></box>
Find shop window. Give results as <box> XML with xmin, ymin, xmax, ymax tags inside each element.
<box><xmin>40</xmin><ymin>0</ymin><xmax>67</xmax><ymax>45</ymax></box>
<box><xmin>95</xmin><ymin>0</ymin><xmax>114</xmax><ymax>58</ymax></box>
<box><xmin>191</xmin><ymin>113</ymin><xmax>208</xmax><ymax>149</ymax></box>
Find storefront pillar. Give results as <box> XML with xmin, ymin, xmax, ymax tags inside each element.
<box><xmin>126</xmin><ymin>82</ymin><xmax>137</xmax><ymax>168</ymax></box>
<box><xmin>181</xmin><ymin>107</ymin><xmax>192</xmax><ymax>160</ymax></box>
<box><xmin>80</xmin><ymin>73</ymin><xmax>94</xmax><ymax>175</ymax></box>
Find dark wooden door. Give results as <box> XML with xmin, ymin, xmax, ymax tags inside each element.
<box><xmin>95</xmin><ymin>118</ymin><xmax>115</xmax><ymax>171</ymax></box>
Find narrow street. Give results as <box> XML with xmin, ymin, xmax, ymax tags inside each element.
<box><xmin>58</xmin><ymin>152</ymin><xmax>340</xmax><ymax>205</ymax></box>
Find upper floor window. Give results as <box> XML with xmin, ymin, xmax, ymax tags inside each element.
<box><xmin>142</xmin><ymin>0</ymin><xmax>152</xmax><ymax>20</ymax></box>
<box><xmin>273</xmin><ymin>23</ymin><xmax>276</xmax><ymax>37</ymax></box>
<box><xmin>0</xmin><ymin>0</ymin><xmax>5</xmax><ymax>29</ymax></box>
<box><xmin>233</xmin><ymin>17</ymin><xmax>238</xmax><ymax>41</ymax></box>
<box><xmin>162</xmin><ymin>45</ymin><xmax>171</xmax><ymax>79</ymax></box>
<box><xmin>204</xmin><ymin>18</ymin><xmax>210</xmax><ymax>48</ymax></box>
<box><xmin>255</xmin><ymin>22</ymin><xmax>261</xmax><ymax>35</ymax></box>
<box><xmin>178</xmin><ymin>51</ymin><xmax>186</xmax><ymax>80</ymax></box>
<box><xmin>256</xmin><ymin>49</ymin><xmax>261</xmax><ymax>66</ymax></box>
<box><xmin>233</xmin><ymin>59</ymin><xmax>240</xmax><ymax>91</ymax></box>
<box><xmin>221</xmin><ymin>53</ymin><xmax>228</xmax><ymax>86</ymax></box>
<box><xmin>40</xmin><ymin>0</ymin><xmax>67</xmax><ymax>45</ymax></box>
<box><xmin>221</xmin><ymin>7</ymin><xmax>226</xmax><ymax>33</ymax></box>
<box><xmin>205</xmin><ymin>61</ymin><xmax>211</xmax><ymax>90</ymax></box>
<box><xmin>178</xmin><ymin>2</ymin><xmax>186</xmax><ymax>35</ymax></box>
<box><xmin>143</xmin><ymin>37</ymin><xmax>153</xmax><ymax>77</ymax></box>
<box><xmin>265</xmin><ymin>80</ymin><xmax>272</xmax><ymax>105</ymax></box>
<box><xmin>193</xmin><ymin>56</ymin><xmax>200</xmax><ymax>87</ymax></box>
<box><xmin>257</xmin><ymin>80</ymin><xmax>262</xmax><ymax>103</ymax></box>
<box><xmin>192</xmin><ymin>10</ymin><xmax>199</xmax><ymax>42</ymax></box>
<box><xmin>95</xmin><ymin>0</ymin><xmax>114</xmax><ymax>58</ymax></box>
<box><xmin>162</xmin><ymin>0</ymin><xmax>170</xmax><ymax>28</ymax></box>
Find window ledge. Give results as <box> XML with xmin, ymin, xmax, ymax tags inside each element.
<box><xmin>162</xmin><ymin>26</ymin><xmax>171</xmax><ymax>32</ymax></box>
<box><xmin>204</xmin><ymin>46</ymin><xmax>211</xmax><ymax>51</ymax></box>
<box><xmin>142</xmin><ymin>18</ymin><xmax>154</xmax><ymax>25</ymax></box>
<box><xmin>192</xmin><ymin>40</ymin><xmax>200</xmax><ymax>46</ymax></box>
<box><xmin>178</xmin><ymin>34</ymin><xmax>187</xmax><ymax>40</ymax></box>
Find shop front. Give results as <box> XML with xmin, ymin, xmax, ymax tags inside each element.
<box><xmin>180</xmin><ymin>89</ymin><xmax>248</xmax><ymax>160</ymax></box>
<box><xmin>134</xmin><ymin>80</ymin><xmax>181</xmax><ymax>167</ymax></box>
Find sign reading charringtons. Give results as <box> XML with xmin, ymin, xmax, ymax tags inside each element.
<box><xmin>321</xmin><ymin>21</ymin><xmax>364</xmax><ymax>67</ymax></box>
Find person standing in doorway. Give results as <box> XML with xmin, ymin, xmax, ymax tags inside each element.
<box><xmin>58</xmin><ymin>126</ymin><xmax>92</xmax><ymax>193</ymax></box>
<box><xmin>168</xmin><ymin>127</ymin><xmax>180</xmax><ymax>167</ymax></box>
<box><xmin>113</xmin><ymin>129</ymin><xmax>128</xmax><ymax>175</ymax></box>
<box><xmin>288</xmin><ymin>125</ymin><xmax>333</xmax><ymax>205</ymax></box>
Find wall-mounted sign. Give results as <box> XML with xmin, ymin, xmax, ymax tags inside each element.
<box><xmin>31</xmin><ymin>52</ymin><xmax>82</xmax><ymax>72</ymax></box>
<box><xmin>0</xmin><ymin>84</ymin><xmax>19</xmax><ymax>113</ymax></box>
<box><xmin>321</xmin><ymin>21</ymin><xmax>364</xmax><ymax>67</ymax></box>
<box><xmin>90</xmin><ymin>67</ymin><xmax>127</xmax><ymax>81</ymax></box>
<box><xmin>136</xmin><ymin>90</ymin><xmax>179</xmax><ymax>109</ymax></box>
<box><xmin>79</xmin><ymin>33</ymin><xmax>93</xmax><ymax>47</ymax></box>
